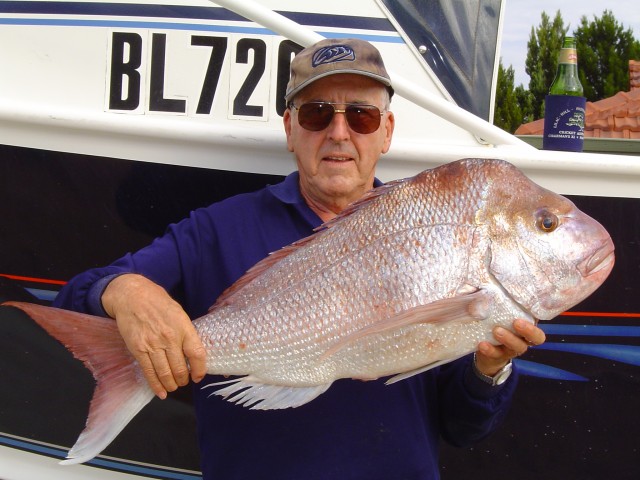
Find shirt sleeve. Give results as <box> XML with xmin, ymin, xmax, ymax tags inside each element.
<box><xmin>436</xmin><ymin>354</ymin><xmax>519</xmax><ymax>447</ymax></box>
<box><xmin>53</xmin><ymin>213</ymin><xmax>198</xmax><ymax>316</ymax></box>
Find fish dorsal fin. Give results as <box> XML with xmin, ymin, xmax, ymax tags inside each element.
<box><xmin>211</xmin><ymin>180</ymin><xmax>406</xmax><ymax>310</ymax></box>
<box><xmin>320</xmin><ymin>290</ymin><xmax>492</xmax><ymax>361</ymax></box>
<box><xmin>315</xmin><ymin>178</ymin><xmax>408</xmax><ymax>232</ymax></box>
<box><xmin>210</xmin><ymin>234</ymin><xmax>317</xmax><ymax>309</ymax></box>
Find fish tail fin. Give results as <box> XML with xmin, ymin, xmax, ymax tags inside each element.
<box><xmin>2</xmin><ymin>301</ymin><xmax>154</xmax><ymax>464</ymax></box>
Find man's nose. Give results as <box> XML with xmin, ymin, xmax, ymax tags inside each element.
<box><xmin>326</xmin><ymin>109</ymin><xmax>350</xmax><ymax>141</ymax></box>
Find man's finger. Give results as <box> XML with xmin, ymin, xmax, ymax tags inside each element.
<box><xmin>513</xmin><ymin>319</ymin><xmax>546</xmax><ymax>345</ymax></box>
<box><xmin>137</xmin><ymin>353</ymin><xmax>168</xmax><ymax>400</ymax></box>
<box><xmin>165</xmin><ymin>345</ymin><xmax>191</xmax><ymax>387</ymax></box>
<box><xmin>149</xmin><ymin>349</ymin><xmax>179</xmax><ymax>395</ymax></box>
<box><xmin>494</xmin><ymin>327</ymin><xmax>529</xmax><ymax>357</ymax></box>
<box><xmin>184</xmin><ymin>332</ymin><xmax>207</xmax><ymax>383</ymax></box>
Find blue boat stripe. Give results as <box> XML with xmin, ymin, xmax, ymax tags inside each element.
<box><xmin>0</xmin><ymin>17</ymin><xmax>404</xmax><ymax>43</ymax></box>
<box><xmin>540</xmin><ymin>324</ymin><xmax>640</xmax><ymax>337</ymax></box>
<box><xmin>535</xmin><ymin>343</ymin><xmax>640</xmax><ymax>366</ymax></box>
<box><xmin>514</xmin><ymin>359</ymin><xmax>588</xmax><ymax>382</ymax></box>
<box><xmin>0</xmin><ymin>434</ymin><xmax>66</xmax><ymax>457</ymax></box>
<box><xmin>25</xmin><ymin>288</ymin><xmax>59</xmax><ymax>302</ymax></box>
<box><xmin>0</xmin><ymin>433</ymin><xmax>203</xmax><ymax>479</ymax></box>
<box><xmin>0</xmin><ymin>1</ymin><xmax>245</xmax><ymax>21</ymax></box>
<box><xmin>0</xmin><ymin>0</ymin><xmax>400</xmax><ymax>43</ymax></box>
<box><xmin>0</xmin><ymin>1</ymin><xmax>396</xmax><ymax>31</ymax></box>
<box><xmin>0</xmin><ymin>17</ymin><xmax>278</xmax><ymax>34</ymax></box>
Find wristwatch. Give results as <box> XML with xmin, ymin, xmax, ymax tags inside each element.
<box><xmin>472</xmin><ymin>354</ymin><xmax>513</xmax><ymax>386</ymax></box>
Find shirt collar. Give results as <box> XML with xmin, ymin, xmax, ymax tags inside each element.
<box><xmin>268</xmin><ymin>171</ymin><xmax>384</xmax><ymax>227</ymax></box>
<box><xmin>268</xmin><ymin>171</ymin><xmax>305</xmax><ymax>205</ymax></box>
<box><xmin>269</xmin><ymin>171</ymin><xmax>384</xmax><ymax>205</ymax></box>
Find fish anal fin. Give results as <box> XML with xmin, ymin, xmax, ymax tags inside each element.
<box><xmin>204</xmin><ymin>376</ymin><xmax>332</xmax><ymax>410</ymax></box>
<box><xmin>2</xmin><ymin>301</ymin><xmax>154</xmax><ymax>464</ymax></box>
<box><xmin>320</xmin><ymin>290</ymin><xmax>492</xmax><ymax>360</ymax></box>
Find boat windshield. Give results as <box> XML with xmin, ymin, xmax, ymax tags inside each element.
<box><xmin>381</xmin><ymin>0</ymin><xmax>502</xmax><ymax>120</ymax></box>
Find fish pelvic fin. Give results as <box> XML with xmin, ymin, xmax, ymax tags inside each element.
<box><xmin>203</xmin><ymin>376</ymin><xmax>332</xmax><ymax>410</ymax></box>
<box><xmin>2</xmin><ymin>301</ymin><xmax>154</xmax><ymax>464</ymax></box>
<box><xmin>385</xmin><ymin>352</ymin><xmax>470</xmax><ymax>385</ymax></box>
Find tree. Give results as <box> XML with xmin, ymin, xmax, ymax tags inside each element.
<box><xmin>524</xmin><ymin>11</ymin><xmax>568</xmax><ymax>120</ymax></box>
<box><xmin>493</xmin><ymin>9</ymin><xmax>640</xmax><ymax>133</ymax></box>
<box><xmin>493</xmin><ymin>60</ymin><xmax>535</xmax><ymax>133</ymax></box>
<box><xmin>574</xmin><ymin>10</ymin><xmax>640</xmax><ymax>101</ymax></box>
<box><xmin>493</xmin><ymin>60</ymin><xmax>523</xmax><ymax>133</ymax></box>
<box><xmin>514</xmin><ymin>85</ymin><xmax>534</xmax><ymax>125</ymax></box>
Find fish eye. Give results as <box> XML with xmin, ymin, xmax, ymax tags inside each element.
<box><xmin>535</xmin><ymin>210</ymin><xmax>559</xmax><ymax>232</ymax></box>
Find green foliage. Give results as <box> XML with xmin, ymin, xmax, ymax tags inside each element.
<box><xmin>524</xmin><ymin>11</ymin><xmax>567</xmax><ymax>120</ymax></box>
<box><xmin>514</xmin><ymin>85</ymin><xmax>535</xmax><ymax>125</ymax></box>
<box><xmin>574</xmin><ymin>10</ymin><xmax>640</xmax><ymax>101</ymax></box>
<box><xmin>493</xmin><ymin>60</ymin><xmax>523</xmax><ymax>133</ymax></box>
<box><xmin>494</xmin><ymin>61</ymin><xmax>537</xmax><ymax>133</ymax></box>
<box><xmin>494</xmin><ymin>9</ymin><xmax>640</xmax><ymax>133</ymax></box>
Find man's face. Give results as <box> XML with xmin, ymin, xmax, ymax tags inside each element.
<box><xmin>283</xmin><ymin>74</ymin><xmax>394</xmax><ymax>218</ymax></box>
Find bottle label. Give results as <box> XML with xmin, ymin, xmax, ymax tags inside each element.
<box><xmin>558</xmin><ymin>48</ymin><xmax>578</xmax><ymax>64</ymax></box>
<box><xmin>543</xmin><ymin>95</ymin><xmax>586</xmax><ymax>152</ymax></box>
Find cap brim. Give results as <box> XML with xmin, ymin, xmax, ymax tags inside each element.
<box><xmin>285</xmin><ymin>70</ymin><xmax>393</xmax><ymax>102</ymax></box>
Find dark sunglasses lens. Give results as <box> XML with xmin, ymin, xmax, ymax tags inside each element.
<box><xmin>297</xmin><ymin>103</ymin><xmax>335</xmax><ymax>131</ymax></box>
<box><xmin>345</xmin><ymin>105</ymin><xmax>381</xmax><ymax>134</ymax></box>
<box><xmin>296</xmin><ymin>103</ymin><xmax>382</xmax><ymax>134</ymax></box>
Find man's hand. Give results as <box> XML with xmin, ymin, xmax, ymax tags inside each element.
<box><xmin>102</xmin><ymin>274</ymin><xmax>207</xmax><ymax>399</ymax></box>
<box><xmin>475</xmin><ymin>319</ymin><xmax>546</xmax><ymax>377</ymax></box>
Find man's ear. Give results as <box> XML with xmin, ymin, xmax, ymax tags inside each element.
<box><xmin>382</xmin><ymin>111</ymin><xmax>395</xmax><ymax>154</ymax></box>
<box><xmin>283</xmin><ymin>108</ymin><xmax>294</xmax><ymax>152</ymax></box>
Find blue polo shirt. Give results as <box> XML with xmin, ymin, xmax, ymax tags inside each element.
<box><xmin>54</xmin><ymin>172</ymin><xmax>517</xmax><ymax>480</ymax></box>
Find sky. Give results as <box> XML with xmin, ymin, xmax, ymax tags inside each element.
<box><xmin>500</xmin><ymin>0</ymin><xmax>640</xmax><ymax>86</ymax></box>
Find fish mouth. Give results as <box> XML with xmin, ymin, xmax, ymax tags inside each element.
<box><xmin>579</xmin><ymin>240</ymin><xmax>615</xmax><ymax>277</ymax></box>
<box><xmin>533</xmin><ymin>240</ymin><xmax>615</xmax><ymax>322</ymax></box>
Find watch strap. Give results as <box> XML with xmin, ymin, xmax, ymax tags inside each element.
<box><xmin>472</xmin><ymin>353</ymin><xmax>513</xmax><ymax>386</ymax></box>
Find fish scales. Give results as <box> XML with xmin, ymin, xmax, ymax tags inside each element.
<box><xmin>195</xmin><ymin>160</ymin><xmax>534</xmax><ymax>384</ymax></box>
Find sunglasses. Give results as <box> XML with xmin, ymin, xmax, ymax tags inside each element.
<box><xmin>289</xmin><ymin>102</ymin><xmax>384</xmax><ymax>134</ymax></box>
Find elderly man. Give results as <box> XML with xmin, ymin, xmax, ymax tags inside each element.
<box><xmin>55</xmin><ymin>38</ymin><xmax>545</xmax><ymax>479</ymax></box>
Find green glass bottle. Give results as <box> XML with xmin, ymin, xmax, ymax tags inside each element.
<box><xmin>549</xmin><ymin>37</ymin><xmax>584</xmax><ymax>96</ymax></box>
<box><xmin>543</xmin><ymin>37</ymin><xmax>586</xmax><ymax>151</ymax></box>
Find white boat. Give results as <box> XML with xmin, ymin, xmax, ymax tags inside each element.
<box><xmin>1</xmin><ymin>1</ymin><xmax>638</xmax><ymax>479</ymax></box>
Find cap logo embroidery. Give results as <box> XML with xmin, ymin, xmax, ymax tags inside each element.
<box><xmin>311</xmin><ymin>45</ymin><xmax>356</xmax><ymax>67</ymax></box>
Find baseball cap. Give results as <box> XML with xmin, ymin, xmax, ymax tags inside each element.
<box><xmin>285</xmin><ymin>38</ymin><xmax>394</xmax><ymax>103</ymax></box>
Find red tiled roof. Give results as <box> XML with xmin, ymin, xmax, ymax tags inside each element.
<box><xmin>631</xmin><ymin>59</ymin><xmax>640</xmax><ymax>90</ymax></box>
<box><xmin>515</xmin><ymin>60</ymin><xmax>640</xmax><ymax>139</ymax></box>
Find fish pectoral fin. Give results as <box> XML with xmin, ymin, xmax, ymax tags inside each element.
<box><xmin>320</xmin><ymin>290</ymin><xmax>492</xmax><ymax>360</ymax></box>
<box><xmin>203</xmin><ymin>376</ymin><xmax>332</xmax><ymax>410</ymax></box>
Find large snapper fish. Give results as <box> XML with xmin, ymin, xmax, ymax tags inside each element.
<box><xmin>4</xmin><ymin>158</ymin><xmax>614</xmax><ymax>464</ymax></box>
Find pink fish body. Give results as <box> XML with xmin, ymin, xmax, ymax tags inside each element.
<box><xmin>4</xmin><ymin>158</ymin><xmax>615</xmax><ymax>464</ymax></box>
